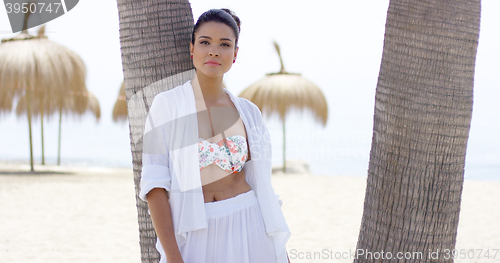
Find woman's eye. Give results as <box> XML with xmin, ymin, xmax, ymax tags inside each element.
<box><xmin>200</xmin><ymin>41</ymin><xmax>209</xmax><ymax>45</ymax></box>
<box><xmin>221</xmin><ymin>43</ymin><xmax>230</xmax><ymax>47</ymax></box>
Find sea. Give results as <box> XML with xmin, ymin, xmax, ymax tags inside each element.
<box><xmin>1</xmin><ymin>101</ymin><xmax>498</xmax><ymax>181</ymax></box>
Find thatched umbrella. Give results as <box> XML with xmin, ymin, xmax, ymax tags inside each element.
<box><xmin>0</xmin><ymin>12</ymin><xmax>90</xmax><ymax>170</ymax></box>
<box><xmin>86</xmin><ymin>92</ymin><xmax>101</xmax><ymax>120</ymax></box>
<box><xmin>112</xmin><ymin>81</ymin><xmax>127</xmax><ymax>122</ymax></box>
<box><xmin>31</xmin><ymin>25</ymin><xmax>98</xmax><ymax>165</ymax></box>
<box><xmin>0</xmin><ymin>30</ymin><xmax>38</xmax><ymax>171</ymax></box>
<box><xmin>0</xmin><ymin>9</ymin><xmax>46</xmax><ymax>170</ymax></box>
<box><xmin>239</xmin><ymin>42</ymin><xmax>328</xmax><ymax>173</ymax></box>
<box><xmin>15</xmin><ymin>81</ymin><xmax>101</xmax><ymax>165</ymax></box>
<box><xmin>17</xmin><ymin>88</ymin><xmax>101</xmax><ymax>121</ymax></box>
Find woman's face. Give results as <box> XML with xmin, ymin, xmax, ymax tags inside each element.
<box><xmin>190</xmin><ymin>21</ymin><xmax>239</xmax><ymax>78</ymax></box>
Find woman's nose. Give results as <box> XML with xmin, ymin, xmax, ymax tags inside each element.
<box><xmin>209</xmin><ymin>50</ymin><xmax>219</xmax><ymax>57</ymax></box>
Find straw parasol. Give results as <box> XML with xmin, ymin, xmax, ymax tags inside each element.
<box><xmin>15</xmin><ymin>87</ymin><xmax>100</xmax><ymax>163</ymax></box>
<box><xmin>112</xmin><ymin>81</ymin><xmax>127</xmax><ymax>122</ymax></box>
<box><xmin>239</xmin><ymin>41</ymin><xmax>328</xmax><ymax>173</ymax></box>
<box><xmin>32</xmin><ymin>24</ymin><xmax>98</xmax><ymax>166</ymax></box>
<box><xmin>0</xmin><ymin>9</ymin><xmax>91</xmax><ymax>170</ymax></box>
<box><xmin>0</xmin><ymin>29</ymin><xmax>36</xmax><ymax>114</ymax></box>
<box><xmin>86</xmin><ymin>92</ymin><xmax>101</xmax><ymax>120</ymax></box>
<box><xmin>0</xmin><ymin>30</ymin><xmax>38</xmax><ymax>171</ymax></box>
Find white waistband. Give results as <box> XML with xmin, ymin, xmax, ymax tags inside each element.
<box><xmin>204</xmin><ymin>190</ymin><xmax>258</xmax><ymax>218</ymax></box>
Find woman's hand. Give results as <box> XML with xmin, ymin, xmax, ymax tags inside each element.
<box><xmin>166</xmin><ymin>255</ymin><xmax>184</xmax><ymax>263</ymax></box>
<box><xmin>147</xmin><ymin>188</ymin><xmax>184</xmax><ymax>263</ymax></box>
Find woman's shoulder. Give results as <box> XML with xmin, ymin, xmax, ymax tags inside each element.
<box><xmin>151</xmin><ymin>80</ymin><xmax>193</xmax><ymax>110</ymax></box>
<box><xmin>234</xmin><ymin>95</ymin><xmax>262</xmax><ymax>115</ymax></box>
<box><xmin>149</xmin><ymin>80</ymin><xmax>193</xmax><ymax>116</ymax></box>
<box><xmin>155</xmin><ymin>80</ymin><xmax>192</xmax><ymax>101</ymax></box>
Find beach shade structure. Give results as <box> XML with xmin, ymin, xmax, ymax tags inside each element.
<box><xmin>86</xmin><ymin>92</ymin><xmax>101</xmax><ymax>121</ymax></box>
<box><xmin>32</xmin><ymin>24</ymin><xmax>97</xmax><ymax>166</ymax></box>
<box><xmin>0</xmin><ymin>31</ymin><xmax>35</xmax><ymax>114</ymax></box>
<box><xmin>239</xmin><ymin>41</ymin><xmax>328</xmax><ymax>173</ymax></box>
<box><xmin>0</xmin><ymin>31</ymin><xmax>38</xmax><ymax>171</ymax></box>
<box><xmin>15</xmin><ymin>88</ymin><xmax>101</xmax><ymax>163</ymax></box>
<box><xmin>112</xmin><ymin>81</ymin><xmax>128</xmax><ymax>122</ymax></box>
<box><xmin>0</xmin><ymin>17</ymin><xmax>90</xmax><ymax>170</ymax></box>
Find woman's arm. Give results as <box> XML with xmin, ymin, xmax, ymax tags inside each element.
<box><xmin>140</xmin><ymin>92</ymin><xmax>184</xmax><ymax>262</ymax></box>
<box><xmin>146</xmin><ymin>188</ymin><xmax>184</xmax><ymax>263</ymax></box>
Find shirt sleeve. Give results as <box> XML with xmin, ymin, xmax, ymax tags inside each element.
<box><xmin>243</xmin><ymin>98</ymin><xmax>283</xmax><ymax>207</ymax></box>
<box><xmin>139</xmin><ymin>94</ymin><xmax>172</xmax><ymax>202</ymax></box>
<box><xmin>255</xmin><ymin>103</ymin><xmax>283</xmax><ymax>207</ymax></box>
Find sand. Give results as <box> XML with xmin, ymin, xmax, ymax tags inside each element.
<box><xmin>0</xmin><ymin>162</ymin><xmax>498</xmax><ymax>263</ymax></box>
<box><xmin>272</xmin><ymin>172</ymin><xmax>500</xmax><ymax>263</ymax></box>
<box><xmin>0</xmin><ymin>163</ymin><xmax>140</xmax><ymax>263</ymax></box>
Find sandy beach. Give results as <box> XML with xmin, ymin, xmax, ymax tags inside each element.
<box><xmin>0</xmin><ymin>162</ymin><xmax>498</xmax><ymax>263</ymax></box>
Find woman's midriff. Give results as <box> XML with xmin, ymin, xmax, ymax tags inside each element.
<box><xmin>202</xmin><ymin>169</ymin><xmax>252</xmax><ymax>203</ymax></box>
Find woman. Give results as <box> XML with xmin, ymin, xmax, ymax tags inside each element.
<box><xmin>139</xmin><ymin>9</ymin><xmax>291</xmax><ymax>263</ymax></box>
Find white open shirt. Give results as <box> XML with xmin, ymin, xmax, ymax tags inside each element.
<box><xmin>139</xmin><ymin>80</ymin><xmax>291</xmax><ymax>262</ymax></box>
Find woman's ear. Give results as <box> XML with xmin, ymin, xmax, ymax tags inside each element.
<box><xmin>234</xmin><ymin>46</ymin><xmax>239</xmax><ymax>60</ymax></box>
<box><xmin>189</xmin><ymin>42</ymin><xmax>194</xmax><ymax>56</ymax></box>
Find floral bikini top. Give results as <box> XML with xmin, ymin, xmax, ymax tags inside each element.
<box><xmin>198</xmin><ymin>135</ymin><xmax>249</xmax><ymax>174</ymax></box>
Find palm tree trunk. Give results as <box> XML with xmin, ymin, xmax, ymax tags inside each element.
<box><xmin>57</xmin><ymin>106</ymin><xmax>62</xmax><ymax>166</ymax></box>
<box><xmin>116</xmin><ymin>0</ymin><xmax>194</xmax><ymax>262</ymax></box>
<box><xmin>355</xmin><ymin>1</ymin><xmax>480</xmax><ymax>262</ymax></box>
<box><xmin>26</xmin><ymin>89</ymin><xmax>34</xmax><ymax>172</ymax></box>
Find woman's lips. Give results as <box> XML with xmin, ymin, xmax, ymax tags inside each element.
<box><xmin>205</xmin><ymin>61</ymin><xmax>220</xmax><ymax>66</ymax></box>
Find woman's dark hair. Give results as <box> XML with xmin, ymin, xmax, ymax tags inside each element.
<box><xmin>192</xmin><ymin>9</ymin><xmax>241</xmax><ymax>47</ymax></box>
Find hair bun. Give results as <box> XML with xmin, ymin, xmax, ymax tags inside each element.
<box><xmin>221</xmin><ymin>8</ymin><xmax>241</xmax><ymax>31</ymax></box>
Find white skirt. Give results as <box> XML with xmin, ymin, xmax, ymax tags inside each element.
<box><xmin>158</xmin><ymin>189</ymin><xmax>277</xmax><ymax>263</ymax></box>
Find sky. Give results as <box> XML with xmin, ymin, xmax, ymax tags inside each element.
<box><xmin>0</xmin><ymin>0</ymin><xmax>498</xmax><ymax>179</ymax></box>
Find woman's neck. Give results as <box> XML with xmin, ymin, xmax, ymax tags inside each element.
<box><xmin>193</xmin><ymin>72</ymin><xmax>226</xmax><ymax>105</ymax></box>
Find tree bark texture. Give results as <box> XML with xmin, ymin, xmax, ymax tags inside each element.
<box><xmin>116</xmin><ymin>0</ymin><xmax>194</xmax><ymax>262</ymax></box>
<box><xmin>355</xmin><ymin>0</ymin><xmax>480</xmax><ymax>262</ymax></box>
